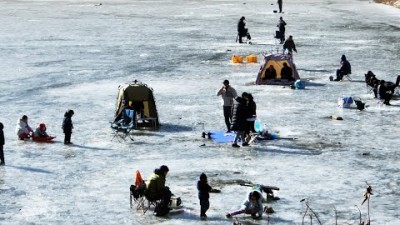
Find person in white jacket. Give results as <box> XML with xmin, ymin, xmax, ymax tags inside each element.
<box><xmin>16</xmin><ymin>115</ymin><xmax>33</xmax><ymax>140</ymax></box>
<box><xmin>217</xmin><ymin>80</ymin><xmax>237</xmax><ymax>132</ymax></box>
<box><xmin>226</xmin><ymin>185</ymin><xmax>265</xmax><ymax>219</ymax></box>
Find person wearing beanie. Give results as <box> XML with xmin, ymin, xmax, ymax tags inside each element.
<box><xmin>62</xmin><ymin>110</ymin><xmax>74</xmax><ymax>144</ymax></box>
<box><xmin>0</xmin><ymin>122</ymin><xmax>5</xmax><ymax>165</ymax></box>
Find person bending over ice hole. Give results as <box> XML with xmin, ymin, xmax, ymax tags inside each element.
<box><xmin>226</xmin><ymin>186</ymin><xmax>264</xmax><ymax>219</ymax></box>
<box><xmin>145</xmin><ymin>165</ymin><xmax>173</xmax><ymax>216</ymax></box>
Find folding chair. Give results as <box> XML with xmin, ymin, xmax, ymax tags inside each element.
<box><xmin>343</xmin><ymin>73</ymin><xmax>352</xmax><ymax>81</ymax></box>
<box><xmin>111</xmin><ymin>109</ymin><xmax>135</xmax><ymax>142</ymax></box>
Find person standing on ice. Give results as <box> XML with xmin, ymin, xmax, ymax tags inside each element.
<box><xmin>15</xmin><ymin>115</ymin><xmax>33</xmax><ymax>140</ymax></box>
<box><xmin>283</xmin><ymin>35</ymin><xmax>297</xmax><ymax>54</ymax></box>
<box><xmin>0</xmin><ymin>122</ymin><xmax>5</xmax><ymax>165</ymax></box>
<box><xmin>197</xmin><ymin>173</ymin><xmax>215</xmax><ymax>219</ymax></box>
<box><xmin>217</xmin><ymin>80</ymin><xmax>237</xmax><ymax>133</ymax></box>
<box><xmin>277</xmin><ymin>0</ymin><xmax>283</xmax><ymax>13</ymax></box>
<box><xmin>62</xmin><ymin>109</ymin><xmax>74</xmax><ymax>145</ymax></box>
<box><xmin>230</xmin><ymin>93</ymin><xmax>250</xmax><ymax>148</ymax></box>
<box><xmin>277</xmin><ymin>17</ymin><xmax>286</xmax><ymax>44</ymax></box>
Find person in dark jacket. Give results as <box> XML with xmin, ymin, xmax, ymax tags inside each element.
<box><xmin>197</xmin><ymin>173</ymin><xmax>219</xmax><ymax>219</ymax></box>
<box><xmin>237</xmin><ymin>16</ymin><xmax>251</xmax><ymax>43</ymax></box>
<box><xmin>334</xmin><ymin>55</ymin><xmax>351</xmax><ymax>81</ymax></box>
<box><xmin>280</xmin><ymin>62</ymin><xmax>294</xmax><ymax>81</ymax></box>
<box><xmin>277</xmin><ymin>17</ymin><xmax>286</xmax><ymax>44</ymax></box>
<box><xmin>62</xmin><ymin>109</ymin><xmax>74</xmax><ymax>145</ymax></box>
<box><xmin>377</xmin><ymin>80</ymin><xmax>393</xmax><ymax>105</ymax></box>
<box><xmin>283</xmin><ymin>35</ymin><xmax>297</xmax><ymax>54</ymax></box>
<box><xmin>277</xmin><ymin>0</ymin><xmax>283</xmax><ymax>13</ymax></box>
<box><xmin>231</xmin><ymin>93</ymin><xmax>250</xmax><ymax>147</ymax></box>
<box><xmin>264</xmin><ymin>65</ymin><xmax>277</xmax><ymax>80</ymax></box>
<box><xmin>244</xmin><ymin>94</ymin><xmax>257</xmax><ymax>140</ymax></box>
<box><xmin>0</xmin><ymin>122</ymin><xmax>5</xmax><ymax>165</ymax></box>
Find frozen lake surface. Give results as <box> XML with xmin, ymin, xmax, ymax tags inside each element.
<box><xmin>0</xmin><ymin>0</ymin><xmax>399</xmax><ymax>224</ymax></box>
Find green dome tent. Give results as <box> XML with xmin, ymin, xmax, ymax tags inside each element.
<box><xmin>114</xmin><ymin>80</ymin><xmax>160</xmax><ymax>129</ymax></box>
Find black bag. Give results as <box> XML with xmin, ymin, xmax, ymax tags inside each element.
<box><xmin>275</xmin><ymin>31</ymin><xmax>281</xmax><ymax>39</ymax></box>
<box><xmin>154</xmin><ymin>202</ymin><xmax>170</xmax><ymax>217</ymax></box>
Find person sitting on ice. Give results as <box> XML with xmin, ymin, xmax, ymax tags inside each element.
<box><xmin>226</xmin><ymin>185</ymin><xmax>265</xmax><ymax>219</ymax></box>
<box><xmin>16</xmin><ymin>115</ymin><xmax>33</xmax><ymax>140</ymax></box>
<box><xmin>334</xmin><ymin>55</ymin><xmax>351</xmax><ymax>81</ymax></box>
<box><xmin>280</xmin><ymin>62</ymin><xmax>294</xmax><ymax>81</ymax></box>
<box><xmin>113</xmin><ymin>100</ymin><xmax>134</xmax><ymax>127</ymax></box>
<box><xmin>145</xmin><ymin>165</ymin><xmax>172</xmax><ymax>216</ymax></box>
<box><xmin>263</xmin><ymin>65</ymin><xmax>277</xmax><ymax>80</ymax></box>
<box><xmin>34</xmin><ymin>123</ymin><xmax>49</xmax><ymax>138</ymax></box>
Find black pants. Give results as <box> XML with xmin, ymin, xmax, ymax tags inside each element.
<box><xmin>336</xmin><ymin>69</ymin><xmax>344</xmax><ymax>81</ymax></box>
<box><xmin>238</xmin><ymin>29</ymin><xmax>251</xmax><ymax>43</ymax></box>
<box><xmin>278</xmin><ymin>2</ymin><xmax>283</xmax><ymax>12</ymax></box>
<box><xmin>64</xmin><ymin>132</ymin><xmax>72</xmax><ymax>144</ymax></box>
<box><xmin>0</xmin><ymin>145</ymin><xmax>4</xmax><ymax>164</ymax></box>
<box><xmin>279</xmin><ymin>30</ymin><xmax>285</xmax><ymax>43</ymax></box>
<box><xmin>223</xmin><ymin>106</ymin><xmax>232</xmax><ymax>131</ymax></box>
<box><xmin>200</xmin><ymin>198</ymin><xmax>210</xmax><ymax>216</ymax></box>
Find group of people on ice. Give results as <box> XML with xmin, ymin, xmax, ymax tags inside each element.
<box><xmin>132</xmin><ymin>165</ymin><xmax>275</xmax><ymax>220</ymax></box>
<box><xmin>14</xmin><ymin>110</ymin><xmax>74</xmax><ymax>144</ymax></box>
<box><xmin>0</xmin><ymin>109</ymin><xmax>75</xmax><ymax>166</ymax></box>
<box><xmin>217</xmin><ymin>80</ymin><xmax>258</xmax><ymax>147</ymax></box>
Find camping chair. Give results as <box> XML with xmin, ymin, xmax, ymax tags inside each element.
<box><xmin>111</xmin><ymin>109</ymin><xmax>136</xmax><ymax>142</ymax></box>
<box><xmin>129</xmin><ymin>171</ymin><xmax>159</xmax><ymax>214</ymax></box>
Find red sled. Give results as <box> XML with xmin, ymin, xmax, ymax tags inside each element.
<box><xmin>32</xmin><ymin>136</ymin><xmax>56</xmax><ymax>143</ymax></box>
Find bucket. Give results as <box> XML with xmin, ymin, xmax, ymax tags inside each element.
<box><xmin>246</xmin><ymin>55</ymin><xmax>257</xmax><ymax>63</ymax></box>
<box><xmin>232</xmin><ymin>55</ymin><xmax>243</xmax><ymax>63</ymax></box>
<box><xmin>294</xmin><ymin>80</ymin><xmax>305</xmax><ymax>89</ymax></box>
